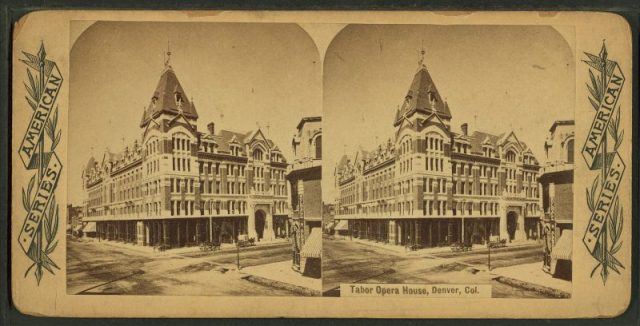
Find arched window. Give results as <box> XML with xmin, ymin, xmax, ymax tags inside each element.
<box><xmin>566</xmin><ymin>139</ymin><xmax>574</xmax><ymax>164</ymax></box>
<box><xmin>253</xmin><ymin>148</ymin><xmax>264</xmax><ymax>161</ymax></box>
<box><xmin>314</xmin><ymin>135</ymin><xmax>322</xmax><ymax>159</ymax></box>
<box><xmin>505</xmin><ymin>150</ymin><xmax>516</xmax><ymax>163</ymax></box>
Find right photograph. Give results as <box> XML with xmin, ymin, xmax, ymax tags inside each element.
<box><xmin>322</xmin><ymin>25</ymin><xmax>575</xmax><ymax>298</ymax></box>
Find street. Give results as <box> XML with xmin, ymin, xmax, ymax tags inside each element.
<box><xmin>67</xmin><ymin>236</ymin><xmax>298</xmax><ymax>296</ymax></box>
<box><xmin>322</xmin><ymin>236</ymin><xmax>552</xmax><ymax>298</ymax></box>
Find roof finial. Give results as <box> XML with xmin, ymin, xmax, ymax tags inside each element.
<box><xmin>418</xmin><ymin>39</ymin><xmax>426</xmax><ymax>68</ymax></box>
<box><xmin>164</xmin><ymin>40</ymin><xmax>172</xmax><ymax>68</ymax></box>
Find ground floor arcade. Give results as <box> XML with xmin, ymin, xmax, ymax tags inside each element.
<box><xmin>93</xmin><ymin>214</ymin><xmax>291</xmax><ymax>248</ymax></box>
<box><xmin>345</xmin><ymin>215</ymin><xmax>540</xmax><ymax>249</ymax></box>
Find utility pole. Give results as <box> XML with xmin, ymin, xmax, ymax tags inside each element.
<box><xmin>487</xmin><ymin>224</ymin><xmax>492</xmax><ymax>271</ymax></box>
<box><xmin>236</xmin><ymin>240</ymin><xmax>241</xmax><ymax>270</ymax></box>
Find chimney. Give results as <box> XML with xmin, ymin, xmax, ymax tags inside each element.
<box><xmin>207</xmin><ymin>122</ymin><xmax>215</xmax><ymax>135</ymax></box>
<box><xmin>461</xmin><ymin>123</ymin><xmax>468</xmax><ymax>136</ymax></box>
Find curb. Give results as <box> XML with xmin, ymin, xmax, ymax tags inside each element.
<box><xmin>242</xmin><ymin>275</ymin><xmax>321</xmax><ymax>297</ymax></box>
<box><xmin>493</xmin><ymin>276</ymin><xmax>571</xmax><ymax>298</ymax></box>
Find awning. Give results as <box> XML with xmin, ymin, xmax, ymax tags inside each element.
<box><xmin>83</xmin><ymin>222</ymin><xmax>97</xmax><ymax>233</ymax></box>
<box><xmin>552</xmin><ymin>229</ymin><xmax>572</xmax><ymax>261</ymax></box>
<box><xmin>300</xmin><ymin>228</ymin><xmax>322</xmax><ymax>258</ymax></box>
<box><xmin>334</xmin><ymin>220</ymin><xmax>349</xmax><ymax>231</ymax></box>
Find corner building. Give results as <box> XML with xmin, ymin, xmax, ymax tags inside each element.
<box><xmin>539</xmin><ymin>120</ymin><xmax>574</xmax><ymax>278</ymax></box>
<box><xmin>286</xmin><ymin>117</ymin><xmax>322</xmax><ymax>276</ymax></box>
<box><xmin>335</xmin><ymin>60</ymin><xmax>542</xmax><ymax>248</ymax></box>
<box><xmin>82</xmin><ymin>58</ymin><xmax>289</xmax><ymax>248</ymax></box>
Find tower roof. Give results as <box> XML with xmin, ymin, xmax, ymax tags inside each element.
<box><xmin>394</xmin><ymin>66</ymin><xmax>452</xmax><ymax>125</ymax></box>
<box><xmin>140</xmin><ymin>66</ymin><xmax>199</xmax><ymax>127</ymax></box>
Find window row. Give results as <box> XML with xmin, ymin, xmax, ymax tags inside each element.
<box><xmin>146</xmin><ymin>138</ymin><xmax>160</xmax><ymax>156</ymax></box>
<box><xmin>399</xmin><ymin>159</ymin><xmax>412</xmax><ymax>173</ymax></box>
<box><xmin>146</xmin><ymin>159</ymin><xmax>160</xmax><ymax>174</ymax></box>
<box><xmin>173</xmin><ymin>157</ymin><xmax>191</xmax><ymax>172</ymax></box>
<box><xmin>172</xmin><ymin>135</ymin><xmax>191</xmax><ymax>152</ymax></box>
<box><xmin>426</xmin><ymin>157</ymin><xmax>444</xmax><ymax>172</ymax></box>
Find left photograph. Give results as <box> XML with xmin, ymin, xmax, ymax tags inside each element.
<box><xmin>67</xmin><ymin>22</ymin><xmax>322</xmax><ymax>296</ymax></box>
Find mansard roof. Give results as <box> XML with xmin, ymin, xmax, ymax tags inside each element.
<box><xmin>84</xmin><ymin>140</ymin><xmax>144</xmax><ymax>180</ymax></box>
<box><xmin>203</xmin><ymin>128</ymin><xmax>281</xmax><ymax>159</ymax></box>
<box><xmin>335</xmin><ymin>155</ymin><xmax>349</xmax><ymax>173</ymax></box>
<box><xmin>469</xmin><ymin>131</ymin><xmax>502</xmax><ymax>154</ymax></box>
<box><xmin>213</xmin><ymin>130</ymin><xmax>247</xmax><ymax>153</ymax></box>
<box><xmin>84</xmin><ymin>156</ymin><xmax>97</xmax><ymax>173</ymax></box>
<box><xmin>140</xmin><ymin>66</ymin><xmax>198</xmax><ymax>127</ymax></box>
<box><xmin>394</xmin><ymin>66</ymin><xmax>452</xmax><ymax>125</ymax></box>
<box><xmin>459</xmin><ymin>129</ymin><xmax>535</xmax><ymax>160</ymax></box>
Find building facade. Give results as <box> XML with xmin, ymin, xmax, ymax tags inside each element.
<box><xmin>539</xmin><ymin>120</ymin><xmax>574</xmax><ymax>279</ymax></box>
<box><xmin>82</xmin><ymin>54</ymin><xmax>289</xmax><ymax>248</ymax></box>
<box><xmin>286</xmin><ymin>117</ymin><xmax>322</xmax><ymax>277</ymax></box>
<box><xmin>334</xmin><ymin>57</ymin><xmax>542</xmax><ymax>248</ymax></box>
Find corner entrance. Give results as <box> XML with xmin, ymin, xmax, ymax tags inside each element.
<box><xmin>255</xmin><ymin>210</ymin><xmax>266</xmax><ymax>241</ymax></box>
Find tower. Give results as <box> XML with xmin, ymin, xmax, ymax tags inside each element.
<box><xmin>140</xmin><ymin>47</ymin><xmax>199</xmax><ymax>129</ymax></box>
<box><xmin>394</xmin><ymin>46</ymin><xmax>452</xmax><ymax>128</ymax></box>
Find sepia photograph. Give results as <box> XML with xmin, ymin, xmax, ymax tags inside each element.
<box><xmin>322</xmin><ymin>24</ymin><xmax>575</xmax><ymax>298</ymax></box>
<box><xmin>66</xmin><ymin>21</ymin><xmax>323</xmax><ymax>296</ymax></box>
<box><xmin>9</xmin><ymin>11</ymin><xmax>632</xmax><ymax>318</ymax></box>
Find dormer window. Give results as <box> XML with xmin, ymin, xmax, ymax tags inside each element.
<box><xmin>428</xmin><ymin>91</ymin><xmax>437</xmax><ymax>107</ymax></box>
<box><xmin>174</xmin><ymin>91</ymin><xmax>183</xmax><ymax>111</ymax></box>
<box><xmin>405</xmin><ymin>90</ymin><xmax>414</xmax><ymax>102</ymax></box>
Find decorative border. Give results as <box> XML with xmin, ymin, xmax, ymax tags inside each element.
<box><xmin>17</xmin><ymin>42</ymin><xmax>64</xmax><ymax>285</ymax></box>
<box><xmin>581</xmin><ymin>42</ymin><xmax>625</xmax><ymax>284</ymax></box>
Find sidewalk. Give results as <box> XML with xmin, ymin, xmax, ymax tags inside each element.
<box><xmin>79</xmin><ymin>236</ymin><xmax>289</xmax><ymax>257</ymax></box>
<box><xmin>491</xmin><ymin>262</ymin><xmax>572</xmax><ymax>297</ymax></box>
<box><xmin>344</xmin><ymin>237</ymin><xmax>539</xmax><ymax>257</ymax></box>
<box><xmin>241</xmin><ymin>260</ymin><xmax>322</xmax><ymax>296</ymax></box>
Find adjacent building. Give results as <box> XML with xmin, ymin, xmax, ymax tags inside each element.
<box><xmin>334</xmin><ymin>55</ymin><xmax>542</xmax><ymax>248</ymax></box>
<box><xmin>82</xmin><ymin>53</ymin><xmax>289</xmax><ymax>248</ymax></box>
<box><xmin>286</xmin><ymin>117</ymin><xmax>322</xmax><ymax>277</ymax></box>
<box><xmin>539</xmin><ymin>120</ymin><xmax>574</xmax><ymax>279</ymax></box>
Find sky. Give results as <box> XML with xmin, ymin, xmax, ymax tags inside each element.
<box><xmin>68</xmin><ymin>22</ymin><xmax>321</xmax><ymax>205</ymax></box>
<box><xmin>322</xmin><ymin>25</ymin><xmax>575</xmax><ymax>201</ymax></box>
<box><xmin>67</xmin><ymin>22</ymin><xmax>575</xmax><ymax>206</ymax></box>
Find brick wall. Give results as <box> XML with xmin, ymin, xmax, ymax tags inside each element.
<box><xmin>303</xmin><ymin>179</ymin><xmax>322</xmax><ymax>218</ymax></box>
<box><xmin>554</xmin><ymin>182</ymin><xmax>573</xmax><ymax>222</ymax></box>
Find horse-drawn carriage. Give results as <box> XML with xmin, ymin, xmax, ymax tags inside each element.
<box><xmin>236</xmin><ymin>234</ymin><xmax>256</xmax><ymax>248</ymax></box>
<box><xmin>488</xmin><ymin>238</ymin><xmax>507</xmax><ymax>249</ymax></box>
<box><xmin>199</xmin><ymin>241</ymin><xmax>221</xmax><ymax>252</ymax></box>
<box><xmin>450</xmin><ymin>242</ymin><xmax>473</xmax><ymax>252</ymax></box>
